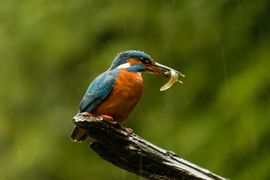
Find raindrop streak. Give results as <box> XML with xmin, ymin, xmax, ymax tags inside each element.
<box><xmin>138</xmin><ymin>104</ymin><xmax>146</xmax><ymax>120</ymax></box>
<box><xmin>238</xmin><ymin>46</ymin><xmax>243</xmax><ymax>57</ymax></box>
<box><xmin>222</xmin><ymin>47</ymin><xmax>230</xmax><ymax>96</ymax></box>
<box><xmin>70</xmin><ymin>80</ymin><xmax>83</xmax><ymax>97</ymax></box>
<box><xmin>8</xmin><ymin>46</ymin><xmax>21</xmax><ymax>84</ymax></box>
<box><xmin>122</xmin><ymin>21</ymin><xmax>128</xmax><ymax>35</ymax></box>
<box><xmin>65</xmin><ymin>166</ymin><xmax>72</xmax><ymax>180</ymax></box>
<box><xmin>121</xmin><ymin>169</ymin><xmax>127</xmax><ymax>179</ymax></box>
<box><xmin>238</xmin><ymin>0</ymin><xmax>244</xmax><ymax>25</ymax></box>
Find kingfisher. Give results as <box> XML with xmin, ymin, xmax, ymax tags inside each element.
<box><xmin>71</xmin><ymin>50</ymin><xmax>183</xmax><ymax>142</ymax></box>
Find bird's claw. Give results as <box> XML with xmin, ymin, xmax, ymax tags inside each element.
<box><xmin>99</xmin><ymin>114</ymin><xmax>118</xmax><ymax>124</ymax></box>
<box><xmin>100</xmin><ymin>114</ymin><xmax>113</xmax><ymax>120</ymax></box>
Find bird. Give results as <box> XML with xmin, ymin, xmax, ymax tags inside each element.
<box><xmin>71</xmin><ymin>50</ymin><xmax>183</xmax><ymax>142</ymax></box>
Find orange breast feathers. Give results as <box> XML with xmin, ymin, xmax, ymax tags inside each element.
<box><xmin>92</xmin><ymin>69</ymin><xmax>144</xmax><ymax>125</ymax></box>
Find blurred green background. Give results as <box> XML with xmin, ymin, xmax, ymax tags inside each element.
<box><xmin>0</xmin><ymin>0</ymin><xmax>269</xmax><ymax>179</ymax></box>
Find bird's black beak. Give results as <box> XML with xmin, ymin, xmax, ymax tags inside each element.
<box><xmin>146</xmin><ymin>62</ymin><xmax>185</xmax><ymax>78</ymax></box>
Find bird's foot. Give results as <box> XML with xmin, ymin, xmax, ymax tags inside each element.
<box><xmin>124</xmin><ymin>127</ymin><xmax>133</xmax><ymax>134</ymax></box>
<box><xmin>99</xmin><ymin>114</ymin><xmax>118</xmax><ymax>125</ymax></box>
<box><xmin>100</xmin><ymin>114</ymin><xmax>113</xmax><ymax>121</ymax></box>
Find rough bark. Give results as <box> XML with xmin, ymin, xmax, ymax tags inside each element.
<box><xmin>73</xmin><ymin>113</ymin><xmax>227</xmax><ymax>180</ymax></box>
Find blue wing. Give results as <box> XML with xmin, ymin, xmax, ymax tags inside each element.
<box><xmin>79</xmin><ymin>69</ymin><xmax>119</xmax><ymax>112</ymax></box>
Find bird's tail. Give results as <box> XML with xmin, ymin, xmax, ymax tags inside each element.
<box><xmin>70</xmin><ymin>126</ymin><xmax>88</xmax><ymax>142</ymax></box>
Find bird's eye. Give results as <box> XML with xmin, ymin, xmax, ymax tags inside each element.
<box><xmin>139</xmin><ymin>57</ymin><xmax>151</xmax><ymax>64</ymax></box>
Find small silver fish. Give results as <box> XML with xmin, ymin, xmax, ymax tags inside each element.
<box><xmin>160</xmin><ymin>69</ymin><xmax>184</xmax><ymax>91</ymax></box>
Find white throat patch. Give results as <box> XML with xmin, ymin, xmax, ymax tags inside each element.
<box><xmin>137</xmin><ymin>72</ymin><xmax>142</xmax><ymax>77</ymax></box>
<box><xmin>117</xmin><ymin>62</ymin><xmax>131</xmax><ymax>69</ymax></box>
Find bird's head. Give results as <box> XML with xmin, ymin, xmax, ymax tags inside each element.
<box><xmin>109</xmin><ymin>50</ymin><xmax>184</xmax><ymax>78</ymax></box>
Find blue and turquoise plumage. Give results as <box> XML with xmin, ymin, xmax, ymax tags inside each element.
<box><xmin>79</xmin><ymin>69</ymin><xmax>119</xmax><ymax>112</ymax></box>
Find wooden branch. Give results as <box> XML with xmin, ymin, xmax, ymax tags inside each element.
<box><xmin>73</xmin><ymin>114</ymin><xmax>227</xmax><ymax>180</ymax></box>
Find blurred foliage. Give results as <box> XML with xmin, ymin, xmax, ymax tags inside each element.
<box><xmin>0</xmin><ymin>0</ymin><xmax>270</xmax><ymax>179</ymax></box>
